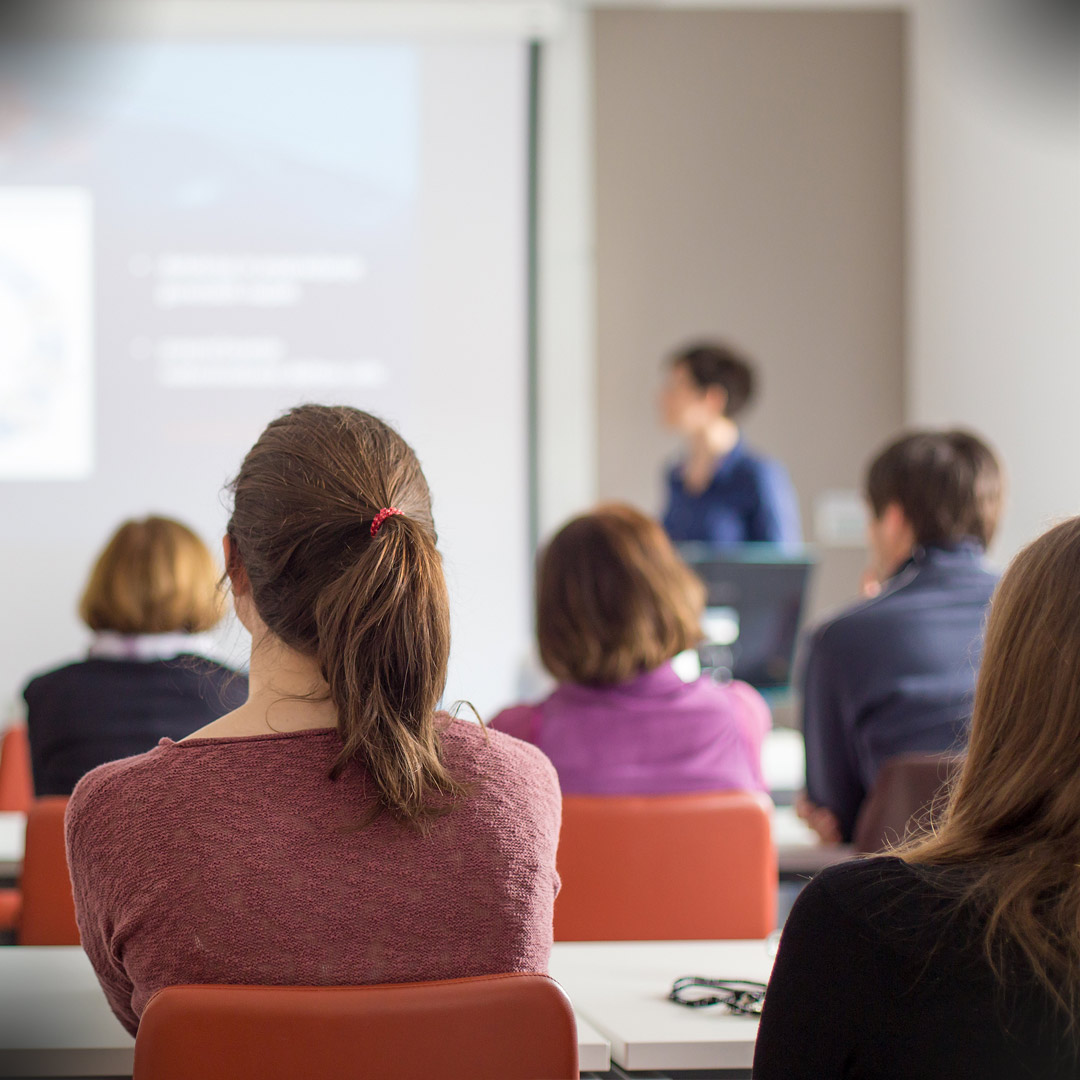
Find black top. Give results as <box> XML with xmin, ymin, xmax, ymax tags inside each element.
<box><xmin>24</xmin><ymin>656</ymin><xmax>247</xmax><ymax>796</ymax></box>
<box><xmin>801</xmin><ymin>543</ymin><xmax>998</xmax><ymax>841</ymax></box>
<box><xmin>754</xmin><ymin>858</ymin><xmax>1078</xmax><ymax>1079</ymax></box>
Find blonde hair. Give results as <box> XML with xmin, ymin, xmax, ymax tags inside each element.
<box><xmin>79</xmin><ymin>516</ymin><xmax>224</xmax><ymax>635</ymax></box>
<box><xmin>904</xmin><ymin>515</ymin><xmax>1080</xmax><ymax>1022</ymax></box>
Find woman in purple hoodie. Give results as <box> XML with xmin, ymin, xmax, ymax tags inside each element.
<box><xmin>491</xmin><ymin>504</ymin><xmax>769</xmax><ymax>795</ymax></box>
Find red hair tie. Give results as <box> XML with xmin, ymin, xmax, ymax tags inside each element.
<box><xmin>370</xmin><ymin>507</ymin><xmax>403</xmax><ymax>537</ymax></box>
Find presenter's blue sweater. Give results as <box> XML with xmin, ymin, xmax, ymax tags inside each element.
<box><xmin>663</xmin><ymin>439</ymin><xmax>801</xmax><ymax>544</ymax></box>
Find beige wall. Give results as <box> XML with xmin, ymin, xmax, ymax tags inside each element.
<box><xmin>593</xmin><ymin>9</ymin><xmax>906</xmax><ymax>622</ymax></box>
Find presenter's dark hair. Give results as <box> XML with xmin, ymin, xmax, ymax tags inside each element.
<box><xmin>536</xmin><ymin>504</ymin><xmax>704</xmax><ymax>686</ymax></box>
<box><xmin>670</xmin><ymin>341</ymin><xmax>756</xmax><ymax>419</ymax></box>
<box><xmin>225</xmin><ymin>405</ymin><xmax>460</xmax><ymax>827</ymax></box>
<box><xmin>866</xmin><ymin>429</ymin><xmax>1003</xmax><ymax>549</ymax></box>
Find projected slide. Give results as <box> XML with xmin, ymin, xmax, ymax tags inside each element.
<box><xmin>0</xmin><ymin>43</ymin><xmax>417</xmax><ymax>433</ymax></box>
<box><xmin>0</xmin><ymin>188</ymin><xmax>92</xmax><ymax>479</ymax></box>
<box><xmin>0</xmin><ymin>38</ymin><xmax>529</xmax><ymax>720</ymax></box>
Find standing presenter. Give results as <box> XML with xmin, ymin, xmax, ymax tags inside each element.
<box><xmin>660</xmin><ymin>341</ymin><xmax>801</xmax><ymax>545</ymax></box>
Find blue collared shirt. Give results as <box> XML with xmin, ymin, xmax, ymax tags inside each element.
<box><xmin>663</xmin><ymin>440</ymin><xmax>801</xmax><ymax>545</ymax></box>
<box><xmin>800</xmin><ymin>542</ymin><xmax>998</xmax><ymax>842</ymax></box>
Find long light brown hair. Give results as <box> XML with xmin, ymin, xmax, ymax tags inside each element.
<box><xmin>227</xmin><ymin>405</ymin><xmax>461</xmax><ymax>827</ymax></box>
<box><xmin>536</xmin><ymin>503</ymin><xmax>704</xmax><ymax>686</ymax></box>
<box><xmin>904</xmin><ymin>515</ymin><xmax>1080</xmax><ymax>1019</ymax></box>
<box><xmin>80</xmin><ymin>516</ymin><xmax>223</xmax><ymax>634</ymax></box>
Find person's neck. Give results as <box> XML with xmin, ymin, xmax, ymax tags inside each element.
<box><xmin>690</xmin><ymin>418</ymin><xmax>740</xmax><ymax>462</ymax></box>
<box><xmin>880</xmin><ymin>545</ymin><xmax>916</xmax><ymax>581</ymax></box>
<box><xmin>246</xmin><ymin>630</ymin><xmax>336</xmax><ymax>734</ymax></box>
<box><xmin>240</xmin><ymin>632</ymin><xmax>338</xmax><ymax>733</ymax></box>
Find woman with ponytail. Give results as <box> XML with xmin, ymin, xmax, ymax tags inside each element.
<box><xmin>65</xmin><ymin>405</ymin><xmax>562</xmax><ymax>1037</ymax></box>
<box><xmin>754</xmin><ymin>516</ymin><xmax>1080</xmax><ymax>1078</ymax></box>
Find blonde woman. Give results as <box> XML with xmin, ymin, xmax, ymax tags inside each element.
<box><xmin>754</xmin><ymin>516</ymin><xmax>1080</xmax><ymax>1078</ymax></box>
<box><xmin>24</xmin><ymin>516</ymin><xmax>245</xmax><ymax>795</ymax></box>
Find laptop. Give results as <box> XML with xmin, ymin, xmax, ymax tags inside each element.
<box><xmin>677</xmin><ymin>543</ymin><xmax>815</xmax><ymax>692</ymax></box>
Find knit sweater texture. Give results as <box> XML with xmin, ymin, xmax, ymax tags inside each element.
<box><xmin>66</xmin><ymin>719</ymin><xmax>562</xmax><ymax>1036</ymax></box>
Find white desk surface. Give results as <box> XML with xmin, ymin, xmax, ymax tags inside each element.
<box><xmin>761</xmin><ymin>727</ymin><xmax>805</xmax><ymax>793</ymax></box>
<box><xmin>549</xmin><ymin>939</ymin><xmax>774</xmax><ymax>1073</ymax></box>
<box><xmin>0</xmin><ymin>812</ymin><xmax>24</xmax><ymax>881</ymax></box>
<box><xmin>0</xmin><ymin>946</ymin><xmax>610</xmax><ymax>1077</ymax></box>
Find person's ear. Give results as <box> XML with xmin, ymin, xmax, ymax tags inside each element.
<box><xmin>881</xmin><ymin>502</ymin><xmax>909</xmax><ymax>538</ymax></box>
<box><xmin>705</xmin><ymin>385</ymin><xmax>729</xmax><ymax>418</ymax></box>
<box><xmin>222</xmin><ymin>534</ymin><xmax>251</xmax><ymax>597</ymax></box>
<box><xmin>881</xmin><ymin>502</ymin><xmax>917</xmax><ymax>557</ymax></box>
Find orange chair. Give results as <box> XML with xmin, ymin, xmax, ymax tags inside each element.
<box><xmin>134</xmin><ymin>974</ymin><xmax>578</xmax><ymax>1080</ymax></box>
<box><xmin>554</xmin><ymin>791</ymin><xmax>777</xmax><ymax>940</ymax></box>
<box><xmin>0</xmin><ymin>726</ymin><xmax>33</xmax><ymax>813</ymax></box>
<box><xmin>4</xmin><ymin>797</ymin><xmax>79</xmax><ymax>945</ymax></box>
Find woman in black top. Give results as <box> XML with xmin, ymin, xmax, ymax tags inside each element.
<box><xmin>755</xmin><ymin>515</ymin><xmax>1080</xmax><ymax>1079</ymax></box>
<box><xmin>23</xmin><ymin>517</ymin><xmax>246</xmax><ymax>796</ymax></box>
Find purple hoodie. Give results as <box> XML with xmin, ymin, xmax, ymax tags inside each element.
<box><xmin>490</xmin><ymin>662</ymin><xmax>769</xmax><ymax>796</ymax></box>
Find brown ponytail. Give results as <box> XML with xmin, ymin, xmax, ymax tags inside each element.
<box><xmin>227</xmin><ymin>405</ymin><xmax>461</xmax><ymax>827</ymax></box>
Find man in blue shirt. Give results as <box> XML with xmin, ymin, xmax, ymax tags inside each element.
<box><xmin>660</xmin><ymin>342</ymin><xmax>801</xmax><ymax>544</ymax></box>
<box><xmin>797</xmin><ymin>430</ymin><xmax>1003</xmax><ymax>844</ymax></box>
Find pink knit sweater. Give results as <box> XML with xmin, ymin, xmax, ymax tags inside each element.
<box><xmin>66</xmin><ymin>719</ymin><xmax>562</xmax><ymax>1036</ymax></box>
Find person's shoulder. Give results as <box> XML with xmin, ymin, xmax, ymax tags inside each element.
<box><xmin>963</xmin><ymin>560</ymin><xmax>1000</xmax><ymax>593</ymax></box>
<box><xmin>807</xmin><ymin>572</ymin><xmax>920</xmax><ymax>654</ymax></box>
<box><xmin>785</xmin><ymin>857</ymin><xmax>902</xmax><ymax>930</ymax></box>
<box><xmin>23</xmin><ymin>657</ymin><xmax>94</xmax><ymax>697</ymax></box>
<box><xmin>794</xmin><ymin>856</ymin><xmax>955</xmax><ymax>944</ymax></box>
<box><xmin>443</xmin><ymin>716</ymin><xmax>556</xmax><ymax>775</ymax></box>
<box><xmin>66</xmin><ymin>746</ymin><xmax>171</xmax><ymax>834</ymax></box>
<box><xmin>488</xmin><ymin>702</ymin><xmax>542</xmax><ymax>744</ymax></box>
<box><xmin>811</xmin><ymin>855</ymin><xmax>922</xmax><ymax>901</ymax></box>
<box><xmin>441</xmin><ymin>717</ymin><xmax>560</xmax><ymax>799</ymax></box>
<box><xmin>687</xmin><ymin>674</ymin><xmax>767</xmax><ymax>718</ymax></box>
<box><xmin>733</xmin><ymin>445</ymin><xmax>790</xmax><ymax>482</ymax></box>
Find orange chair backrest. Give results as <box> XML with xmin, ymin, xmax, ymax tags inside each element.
<box><xmin>0</xmin><ymin>727</ymin><xmax>33</xmax><ymax>813</ymax></box>
<box><xmin>19</xmin><ymin>796</ymin><xmax>79</xmax><ymax>946</ymax></box>
<box><xmin>134</xmin><ymin>974</ymin><xmax>578</xmax><ymax>1080</ymax></box>
<box><xmin>554</xmin><ymin>791</ymin><xmax>777</xmax><ymax>940</ymax></box>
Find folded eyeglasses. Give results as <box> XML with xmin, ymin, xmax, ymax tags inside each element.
<box><xmin>668</xmin><ymin>977</ymin><xmax>768</xmax><ymax>1016</ymax></box>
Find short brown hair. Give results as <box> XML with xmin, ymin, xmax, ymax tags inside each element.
<box><xmin>865</xmin><ymin>430</ymin><xmax>1003</xmax><ymax>548</ymax></box>
<box><xmin>79</xmin><ymin>516</ymin><xmax>224</xmax><ymax>634</ymax></box>
<box><xmin>671</xmin><ymin>341</ymin><xmax>756</xmax><ymax>418</ymax></box>
<box><xmin>227</xmin><ymin>405</ymin><xmax>457</xmax><ymax>828</ymax></box>
<box><xmin>537</xmin><ymin>504</ymin><xmax>705</xmax><ymax>686</ymax></box>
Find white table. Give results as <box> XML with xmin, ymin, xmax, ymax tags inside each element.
<box><xmin>550</xmin><ymin>939</ymin><xmax>775</xmax><ymax>1073</ymax></box>
<box><xmin>0</xmin><ymin>946</ymin><xmax>610</xmax><ymax>1077</ymax></box>
<box><xmin>0</xmin><ymin>813</ymin><xmax>24</xmax><ymax>881</ymax></box>
<box><xmin>761</xmin><ymin>727</ymin><xmax>805</xmax><ymax>794</ymax></box>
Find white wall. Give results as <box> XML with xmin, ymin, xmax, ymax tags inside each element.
<box><xmin>907</xmin><ymin>0</ymin><xmax>1080</xmax><ymax>561</ymax></box>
